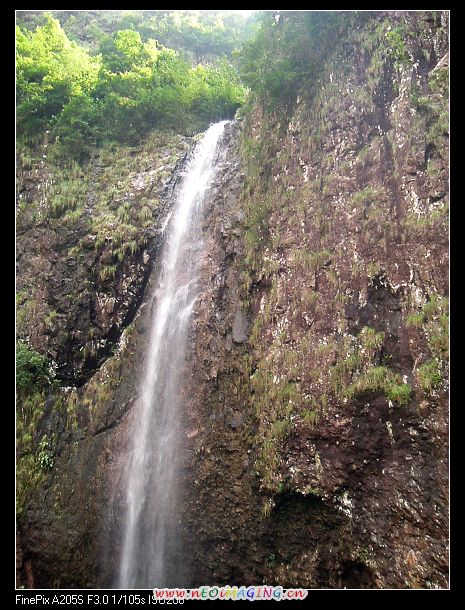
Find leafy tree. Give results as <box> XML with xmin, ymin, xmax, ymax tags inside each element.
<box><xmin>16</xmin><ymin>10</ymin><xmax>258</xmax><ymax>61</ymax></box>
<box><xmin>53</xmin><ymin>94</ymin><xmax>102</xmax><ymax>159</ymax></box>
<box><xmin>16</xmin><ymin>14</ymin><xmax>99</xmax><ymax>137</ymax></box>
<box><xmin>16</xmin><ymin>13</ymin><xmax>247</xmax><ymax>160</ymax></box>
<box><xmin>99</xmin><ymin>29</ymin><xmax>152</xmax><ymax>73</ymax></box>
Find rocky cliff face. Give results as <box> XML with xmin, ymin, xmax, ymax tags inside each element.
<box><xmin>17</xmin><ymin>132</ymin><xmax>192</xmax><ymax>386</ymax></box>
<box><xmin>17</xmin><ymin>10</ymin><xmax>448</xmax><ymax>589</ymax></box>
<box><xmin>16</xmin><ymin>132</ymin><xmax>194</xmax><ymax>586</ymax></box>
<box><xmin>183</xmin><ymin>10</ymin><xmax>448</xmax><ymax>589</ymax></box>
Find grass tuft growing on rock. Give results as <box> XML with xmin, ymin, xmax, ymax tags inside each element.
<box><xmin>346</xmin><ymin>366</ymin><xmax>412</xmax><ymax>406</ymax></box>
<box><xmin>416</xmin><ymin>358</ymin><xmax>442</xmax><ymax>394</ymax></box>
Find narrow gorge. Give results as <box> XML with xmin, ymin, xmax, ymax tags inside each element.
<box><xmin>16</xmin><ymin>10</ymin><xmax>449</xmax><ymax>590</ymax></box>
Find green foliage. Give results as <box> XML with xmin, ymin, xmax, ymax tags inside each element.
<box><xmin>329</xmin><ymin>327</ymin><xmax>385</xmax><ymax>398</ymax></box>
<box><xmin>416</xmin><ymin>358</ymin><xmax>442</xmax><ymax>393</ymax></box>
<box><xmin>346</xmin><ymin>366</ymin><xmax>412</xmax><ymax>406</ymax></box>
<box><xmin>385</xmin><ymin>27</ymin><xmax>410</xmax><ymax>65</ymax></box>
<box><xmin>16</xmin><ymin>14</ymin><xmax>99</xmax><ymax>138</ymax></box>
<box><xmin>16</xmin><ymin>14</ymin><xmax>246</xmax><ymax>160</ymax></box>
<box><xmin>301</xmin><ymin>409</ymin><xmax>319</xmax><ymax>427</ymax></box>
<box><xmin>429</xmin><ymin>66</ymin><xmax>448</xmax><ymax>96</ymax></box>
<box><xmin>294</xmin><ymin>249</ymin><xmax>331</xmax><ymax>272</ymax></box>
<box><xmin>360</xmin><ymin>326</ymin><xmax>385</xmax><ymax>354</ymax></box>
<box><xmin>17</xmin><ymin>10</ymin><xmax>257</xmax><ymax>60</ymax></box>
<box><xmin>367</xmin><ymin>262</ymin><xmax>384</xmax><ymax>280</ymax></box>
<box><xmin>426</xmin><ymin>109</ymin><xmax>449</xmax><ymax>148</ymax></box>
<box><xmin>406</xmin><ymin>312</ymin><xmax>424</xmax><ymax>328</ymax></box>
<box><xmin>386</xmin><ymin>382</ymin><xmax>412</xmax><ymax>406</ymax></box>
<box><xmin>99</xmin><ymin>29</ymin><xmax>152</xmax><ymax>73</ymax></box>
<box><xmin>120</xmin><ymin>11</ymin><xmax>257</xmax><ymax>62</ymax></box>
<box><xmin>325</xmin><ymin>328</ymin><xmax>411</xmax><ymax>406</ymax></box>
<box><xmin>16</xmin><ymin>389</ymin><xmax>47</xmax><ymax>523</ymax></box>
<box><xmin>47</xmin><ymin>163</ymin><xmax>89</xmax><ymax>217</ymax></box>
<box><xmin>272</xmin><ymin>418</ymin><xmax>292</xmax><ymax>441</ymax></box>
<box><xmin>406</xmin><ymin>294</ymin><xmax>449</xmax><ymax>359</ymax></box>
<box><xmin>99</xmin><ymin>264</ymin><xmax>117</xmax><ymax>281</ymax></box>
<box><xmin>37</xmin><ymin>435</ymin><xmax>54</xmax><ymax>470</ymax></box>
<box><xmin>330</xmin><ymin>353</ymin><xmax>363</xmax><ymax>397</ymax></box>
<box><xmin>428</xmin><ymin>312</ymin><xmax>449</xmax><ymax>357</ymax></box>
<box><xmin>410</xmin><ymin>89</ymin><xmax>437</xmax><ymax>117</ymax></box>
<box><xmin>16</xmin><ymin>392</ymin><xmax>66</xmax><ymax>524</ymax></box>
<box><xmin>16</xmin><ymin>342</ymin><xmax>54</xmax><ymax>396</ymax></box>
<box><xmin>352</xmin><ymin>186</ymin><xmax>385</xmax><ymax>207</ymax></box>
<box><xmin>237</xmin><ymin>11</ymin><xmax>354</xmax><ymax>110</ymax></box>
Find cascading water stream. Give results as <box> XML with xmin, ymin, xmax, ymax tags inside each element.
<box><xmin>117</xmin><ymin>121</ymin><xmax>228</xmax><ymax>589</ymax></box>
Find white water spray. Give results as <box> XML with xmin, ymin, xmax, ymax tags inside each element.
<box><xmin>117</xmin><ymin>121</ymin><xmax>228</xmax><ymax>588</ymax></box>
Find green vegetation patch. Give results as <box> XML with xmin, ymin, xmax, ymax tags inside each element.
<box><xmin>346</xmin><ymin>366</ymin><xmax>412</xmax><ymax>406</ymax></box>
<box><xmin>352</xmin><ymin>186</ymin><xmax>385</xmax><ymax>207</ymax></box>
<box><xmin>416</xmin><ymin>358</ymin><xmax>442</xmax><ymax>394</ymax></box>
<box><xmin>16</xmin><ymin>14</ymin><xmax>246</xmax><ymax>161</ymax></box>
<box><xmin>406</xmin><ymin>294</ymin><xmax>449</xmax><ymax>359</ymax></box>
<box><xmin>237</xmin><ymin>11</ymin><xmax>355</xmax><ymax>111</ymax></box>
<box><xmin>16</xmin><ymin>341</ymin><xmax>55</xmax><ymax>396</ymax></box>
<box><xmin>385</xmin><ymin>26</ymin><xmax>410</xmax><ymax>65</ymax></box>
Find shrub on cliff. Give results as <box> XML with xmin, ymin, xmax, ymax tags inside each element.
<box><xmin>16</xmin><ymin>342</ymin><xmax>54</xmax><ymax>396</ymax></box>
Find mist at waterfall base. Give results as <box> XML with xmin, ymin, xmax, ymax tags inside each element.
<box><xmin>115</xmin><ymin>121</ymin><xmax>228</xmax><ymax>589</ymax></box>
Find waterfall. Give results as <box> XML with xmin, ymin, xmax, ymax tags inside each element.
<box><xmin>117</xmin><ymin>121</ymin><xmax>228</xmax><ymax>589</ymax></box>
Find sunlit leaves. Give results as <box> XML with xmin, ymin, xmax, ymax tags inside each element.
<box><xmin>16</xmin><ymin>13</ymin><xmax>246</xmax><ymax>158</ymax></box>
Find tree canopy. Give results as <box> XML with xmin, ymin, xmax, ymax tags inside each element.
<box><xmin>16</xmin><ymin>13</ymin><xmax>247</xmax><ymax>160</ymax></box>
<box><xmin>16</xmin><ymin>10</ymin><xmax>257</xmax><ymax>61</ymax></box>
<box><xmin>16</xmin><ymin>10</ymin><xmax>361</xmax><ymax>159</ymax></box>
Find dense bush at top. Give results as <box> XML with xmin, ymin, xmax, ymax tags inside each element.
<box><xmin>16</xmin><ymin>14</ymin><xmax>246</xmax><ymax>161</ymax></box>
